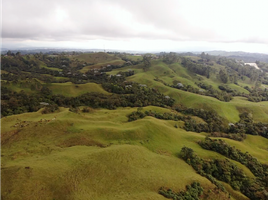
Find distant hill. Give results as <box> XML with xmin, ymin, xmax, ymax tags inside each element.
<box><xmin>204</xmin><ymin>50</ymin><xmax>268</xmax><ymax>63</ymax></box>
<box><xmin>0</xmin><ymin>47</ymin><xmax>147</xmax><ymax>55</ymax></box>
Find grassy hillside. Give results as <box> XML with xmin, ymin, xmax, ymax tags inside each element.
<box><xmin>48</xmin><ymin>82</ymin><xmax>111</xmax><ymax>97</ymax></box>
<box><xmin>2</xmin><ymin>53</ymin><xmax>268</xmax><ymax>200</ymax></box>
<box><xmin>1</xmin><ymin>80</ymin><xmax>109</xmax><ymax>97</ymax></box>
<box><xmin>1</xmin><ymin>81</ymin><xmax>36</xmax><ymax>94</ymax></box>
<box><xmin>73</xmin><ymin>52</ymin><xmax>125</xmax><ymax>73</ymax></box>
<box><xmin>2</xmin><ymin>144</ymin><xmax>216</xmax><ymax>200</ymax></box>
<box><xmin>127</xmin><ymin>70</ymin><xmax>239</xmax><ymax>122</ymax></box>
<box><xmin>2</xmin><ymin>106</ymin><xmax>267</xmax><ymax>199</ymax></box>
<box><xmin>74</xmin><ymin>52</ymin><xmax>118</xmax><ymax>63</ymax></box>
<box><xmin>0</xmin><ymin>108</ymin><xmax>213</xmax><ymax>200</ymax></box>
<box><xmin>126</xmin><ymin>54</ymin><xmax>142</xmax><ymax>61</ymax></box>
<box><xmin>126</xmin><ymin>60</ymin><xmax>268</xmax><ymax>123</ymax></box>
<box><xmin>40</xmin><ymin>63</ymin><xmax>63</xmax><ymax>71</ymax></box>
<box><xmin>79</xmin><ymin>60</ymin><xmax>125</xmax><ymax>73</ymax></box>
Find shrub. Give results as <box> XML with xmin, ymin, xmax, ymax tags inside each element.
<box><xmin>82</xmin><ymin>107</ymin><xmax>94</xmax><ymax>113</ymax></box>
<box><xmin>41</xmin><ymin>104</ymin><xmax>59</xmax><ymax>114</ymax></box>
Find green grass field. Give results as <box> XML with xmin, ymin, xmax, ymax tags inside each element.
<box><xmin>73</xmin><ymin>52</ymin><xmax>126</xmax><ymax>73</ymax></box>
<box><xmin>2</xmin><ymin>56</ymin><xmax>268</xmax><ymax>200</ymax></box>
<box><xmin>80</xmin><ymin>59</ymin><xmax>125</xmax><ymax>73</ymax></box>
<box><xmin>1</xmin><ymin>82</ymin><xmax>34</xmax><ymax>94</ymax></box>
<box><xmin>0</xmin><ymin>107</ymin><xmax>213</xmax><ymax>199</ymax></box>
<box><xmin>126</xmin><ymin>60</ymin><xmax>268</xmax><ymax>123</ymax></box>
<box><xmin>2</xmin><ymin>81</ymin><xmax>110</xmax><ymax>97</ymax></box>
<box><xmin>2</xmin><ymin>106</ymin><xmax>267</xmax><ymax>199</ymax></box>
<box><xmin>126</xmin><ymin>55</ymin><xmax>142</xmax><ymax>61</ymax></box>
<box><xmin>74</xmin><ymin>52</ymin><xmax>119</xmax><ymax>63</ymax></box>
<box><xmin>40</xmin><ymin>64</ymin><xmax>63</xmax><ymax>71</ymax></box>
<box><xmin>48</xmin><ymin>82</ymin><xmax>111</xmax><ymax>97</ymax></box>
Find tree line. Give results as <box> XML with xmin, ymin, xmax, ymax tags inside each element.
<box><xmin>1</xmin><ymin>84</ymin><xmax>174</xmax><ymax>117</ymax></box>
<box><xmin>198</xmin><ymin>137</ymin><xmax>268</xmax><ymax>187</ymax></box>
<box><xmin>180</xmin><ymin>146</ymin><xmax>266</xmax><ymax>199</ymax></box>
<box><xmin>128</xmin><ymin>106</ymin><xmax>267</xmax><ymax>141</ymax></box>
<box><xmin>159</xmin><ymin>182</ymin><xmax>204</xmax><ymax>200</ymax></box>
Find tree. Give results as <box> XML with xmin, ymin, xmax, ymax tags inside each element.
<box><xmin>7</xmin><ymin>50</ymin><xmax>12</xmax><ymax>56</ymax></box>
<box><xmin>163</xmin><ymin>52</ymin><xmax>179</xmax><ymax>64</ymax></box>
<box><xmin>180</xmin><ymin>146</ymin><xmax>194</xmax><ymax>160</ymax></box>
<box><xmin>201</xmin><ymin>52</ymin><xmax>206</xmax><ymax>60</ymax></box>
<box><xmin>15</xmin><ymin>52</ymin><xmax>21</xmax><ymax>57</ymax></box>
<box><xmin>142</xmin><ymin>54</ymin><xmax>152</xmax><ymax>70</ymax></box>
<box><xmin>219</xmin><ymin>69</ymin><xmax>228</xmax><ymax>83</ymax></box>
<box><xmin>201</xmin><ymin>52</ymin><xmax>210</xmax><ymax>61</ymax></box>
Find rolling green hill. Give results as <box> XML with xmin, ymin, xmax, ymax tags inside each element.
<box><xmin>125</xmin><ymin>60</ymin><xmax>268</xmax><ymax>123</ymax></box>
<box><xmin>79</xmin><ymin>59</ymin><xmax>125</xmax><ymax>73</ymax></box>
<box><xmin>48</xmin><ymin>82</ymin><xmax>111</xmax><ymax>97</ymax></box>
<box><xmin>73</xmin><ymin>52</ymin><xmax>126</xmax><ymax>73</ymax></box>
<box><xmin>2</xmin><ymin>52</ymin><xmax>268</xmax><ymax>200</ymax></box>
<box><xmin>3</xmin><ymin>106</ymin><xmax>265</xmax><ymax>199</ymax></box>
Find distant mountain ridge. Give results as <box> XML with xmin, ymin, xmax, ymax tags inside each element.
<box><xmin>204</xmin><ymin>50</ymin><xmax>268</xmax><ymax>63</ymax></box>
<box><xmin>0</xmin><ymin>47</ymin><xmax>146</xmax><ymax>54</ymax></box>
<box><xmin>2</xmin><ymin>47</ymin><xmax>268</xmax><ymax>63</ymax></box>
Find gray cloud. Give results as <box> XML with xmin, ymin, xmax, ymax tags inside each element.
<box><xmin>2</xmin><ymin>0</ymin><xmax>268</xmax><ymax>48</ymax></box>
<box><xmin>2</xmin><ymin>0</ymin><xmax>217</xmax><ymax>41</ymax></box>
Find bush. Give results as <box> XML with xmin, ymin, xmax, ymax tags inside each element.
<box><xmin>82</xmin><ymin>107</ymin><xmax>94</xmax><ymax>113</ymax></box>
<box><xmin>41</xmin><ymin>104</ymin><xmax>59</xmax><ymax>114</ymax></box>
<box><xmin>159</xmin><ymin>182</ymin><xmax>204</xmax><ymax>200</ymax></box>
<box><xmin>69</xmin><ymin>107</ymin><xmax>80</xmax><ymax>113</ymax></box>
<box><xmin>180</xmin><ymin>146</ymin><xmax>264</xmax><ymax>199</ymax></box>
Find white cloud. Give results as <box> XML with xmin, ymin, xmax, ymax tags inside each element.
<box><xmin>2</xmin><ymin>0</ymin><xmax>268</xmax><ymax>52</ymax></box>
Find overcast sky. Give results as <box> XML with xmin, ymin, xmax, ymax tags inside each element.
<box><xmin>2</xmin><ymin>0</ymin><xmax>268</xmax><ymax>53</ymax></box>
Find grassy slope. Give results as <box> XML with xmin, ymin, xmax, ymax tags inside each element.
<box><xmin>127</xmin><ymin>60</ymin><xmax>268</xmax><ymax>123</ymax></box>
<box><xmin>2</xmin><ymin>56</ymin><xmax>267</xmax><ymax>200</ymax></box>
<box><xmin>2</xmin><ymin>107</ymin><xmax>266</xmax><ymax>199</ymax></box>
<box><xmin>73</xmin><ymin>52</ymin><xmax>125</xmax><ymax>73</ymax></box>
<box><xmin>1</xmin><ymin>107</ymin><xmax>215</xmax><ymax>200</ymax></box>
<box><xmin>1</xmin><ymin>145</ymin><xmax>214</xmax><ymax>200</ymax></box>
<box><xmin>73</xmin><ymin>52</ymin><xmax>117</xmax><ymax>63</ymax></box>
<box><xmin>127</xmin><ymin>67</ymin><xmax>240</xmax><ymax>122</ymax></box>
<box><xmin>40</xmin><ymin>63</ymin><xmax>63</xmax><ymax>71</ymax></box>
<box><xmin>48</xmin><ymin>82</ymin><xmax>111</xmax><ymax>97</ymax></box>
<box><xmin>80</xmin><ymin>60</ymin><xmax>125</xmax><ymax>73</ymax></box>
<box><xmin>1</xmin><ymin>81</ymin><xmax>35</xmax><ymax>94</ymax></box>
<box><xmin>126</xmin><ymin>55</ymin><xmax>142</xmax><ymax>61</ymax></box>
<box><xmin>8</xmin><ymin>86</ymin><xmax>33</xmax><ymax>94</ymax></box>
<box><xmin>1</xmin><ymin>81</ymin><xmax>108</xmax><ymax>97</ymax></box>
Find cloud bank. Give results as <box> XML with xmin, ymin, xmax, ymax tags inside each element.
<box><xmin>2</xmin><ymin>0</ymin><xmax>268</xmax><ymax>51</ymax></box>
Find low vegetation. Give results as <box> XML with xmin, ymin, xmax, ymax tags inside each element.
<box><xmin>198</xmin><ymin>138</ymin><xmax>268</xmax><ymax>186</ymax></box>
<box><xmin>1</xmin><ymin>51</ymin><xmax>268</xmax><ymax>200</ymax></box>
<box><xmin>180</xmin><ymin>147</ymin><xmax>267</xmax><ymax>200</ymax></box>
<box><xmin>159</xmin><ymin>182</ymin><xmax>204</xmax><ymax>200</ymax></box>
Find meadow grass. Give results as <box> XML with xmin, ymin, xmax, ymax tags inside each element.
<box><xmin>2</xmin><ymin>106</ymin><xmax>266</xmax><ymax>199</ymax></box>
<box><xmin>2</xmin><ymin>57</ymin><xmax>268</xmax><ymax>200</ymax></box>
<box><xmin>74</xmin><ymin>52</ymin><xmax>118</xmax><ymax>63</ymax></box>
<box><xmin>1</xmin><ymin>81</ymin><xmax>36</xmax><ymax>94</ymax></box>
<box><xmin>127</xmin><ymin>61</ymin><xmax>268</xmax><ymax>123</ymax></box>
<box><xmin>80</xmin><ymin>59</ymin><xmax>125</xmax><ymax>73</ymax></box>
<box><xmin>2</xmin><ymin>105</ymin><xmax>267</xmax><ymax>199</ymax></box>
<box><xmin>126</xmin><ymin>55</ymin><xmax>142</xmax><ymax>61</ymax></box>
<box><xmin>48</xmin><ymin>82</ymin><xmax>111</xmax><ymax>97</ymax></box>
<box><xmin>40</xmin><ymin>63</ymin><xmax>63</xmax><ymax>71</ymax></box>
